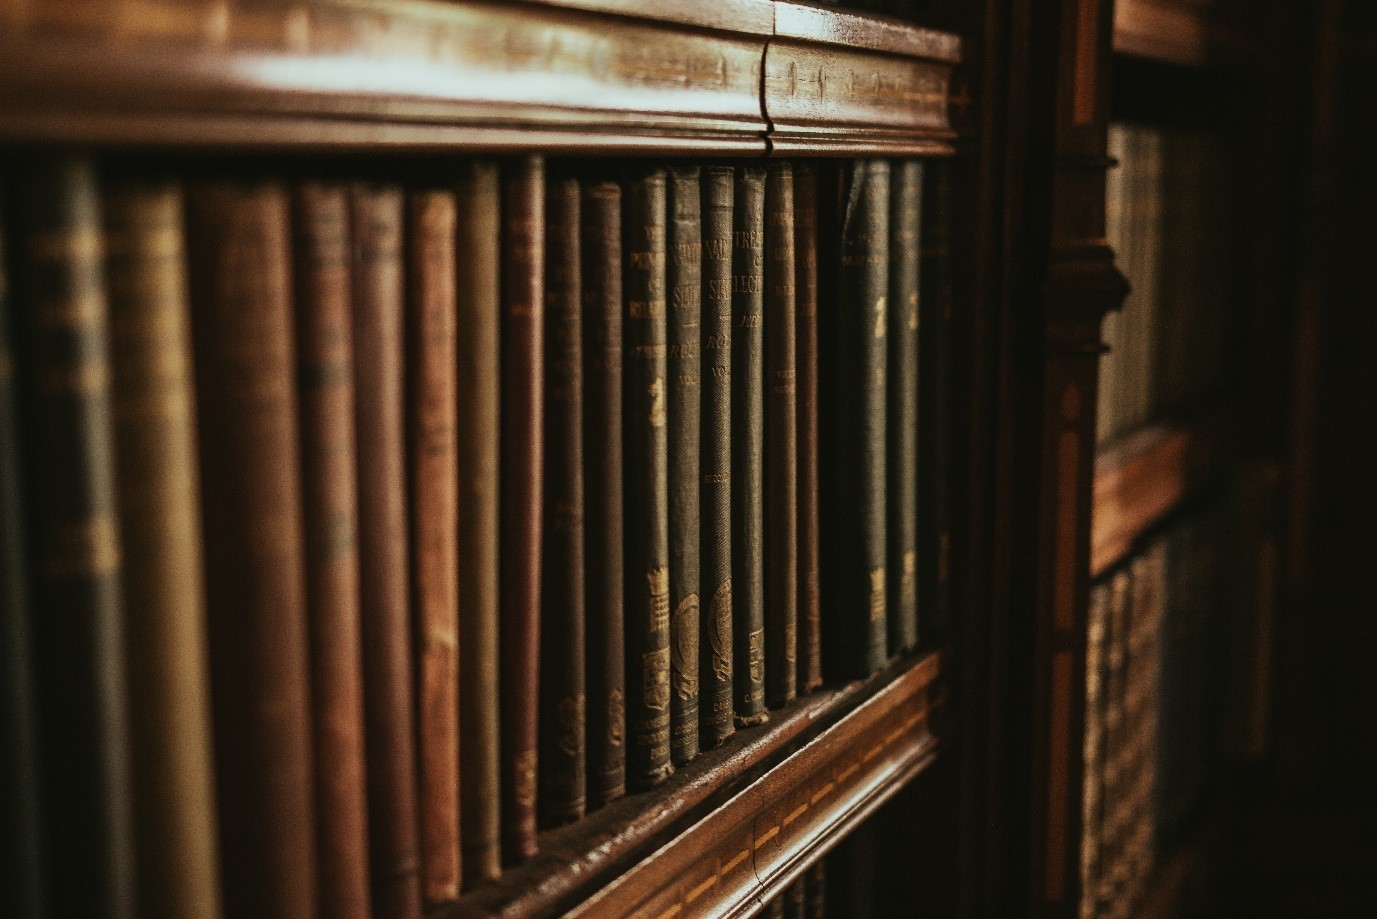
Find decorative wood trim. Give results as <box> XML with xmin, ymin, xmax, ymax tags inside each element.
<box><xmin>1090</xmin><ymin>414</ymin><xmax>1230</xmax><ymax>577</ymax></box>
<box><xmin>0</xmin><ymin>0</ymin><xmax>960</xmax><ymax>156</ymax></box>
<box><xmin>444</xmin><ymin>651</ymin><xmax>946</xmax><ymax>919</ymax></box>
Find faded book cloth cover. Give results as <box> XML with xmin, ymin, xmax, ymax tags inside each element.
<box><xmin>407</xmin><ymin>186</ymin><xmax>460</xmax><ymax>905</ymax></box>
<box><xmin>919</xmin><ymin>160</ymin><xmax>954</xmax><ymax>640</ymax></box>
<box><xmin>580</xmin><ymin>175</ymin><xmax>627</xmax><ymax>807</ymax></box>
<box><xmin>541</xmin><ymin>173</ymin><xmax>587</xmax><ymax>826</ymax></box>
<box><xmin>500</xmin><ymin>156</ymin><xmax>545</xmax><ymax>861</ymax></box>
<box><xmin>455</xmin><ymin>160</ymin><xmax>503</xmax><ymax>885</ymax></box>
<box><xmin>189</xmin><ymin>177</ymin><xmax>316</xmax><ymax>919</ymax></box>
<box><xmin>699</xmin><ymin>165</ymin><xmax>736</xmax><ymax>747</ymax></box>
<box><xmin>887</xmin><ymin>160</ymin><xmax>922</xmax><ymax>655</ymax></box>
<box><xmin>732</xmin><ymin>164</ymin><xmax>769</xmax><ymax>727</ymax></box>
<box><xmin>666</xmin><ymin>165</ymin><xmax>702</xmax><ymax>765</ymax></box>
<box><xmin>792</xmin><ymin>163</ymin><xmax>823</xmax><ymax>694</ymax></box>
<box><xmin>349</xmin><ymin>182</ymin><xmax>421</xmax><ymax>919</ymax></box>
<box><xmin>623</xmin><ymin>166</ymin><xmax>673</xmax><ymax>788</ymax></box>
<box><xmin>107</xmin><ymin>175</ymin><xmax>222</xmax><ymax>919</ymax></box>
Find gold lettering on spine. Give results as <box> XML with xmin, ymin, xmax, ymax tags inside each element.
<box><xmin>868</xmin><ymin>567</ymin><xmax>886</xmax><ymax>622</ymax></box>
<box><xmin>708</xmin><ymin>579</ymin><xmax>733</xmax><ymax>683</ymax></box>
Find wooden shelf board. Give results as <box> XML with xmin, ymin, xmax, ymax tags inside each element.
<box><xmin>1113</xmin><ymin>0</ymin><xmax>1258</xmax><ymax>69</ymax></box>
<box><xmin>443</xmin><ymin>649</ymin><xmax>947</xmax><ymax>919</ymax></box>
<box><xmin>1091</xmin><ymin>414</ymin><xmax>1229</xmax><ymax>576</ymax></box>
<box><xmin>0</xmin><ymin>0</ymin><xmax>959</xmax><ymax>156</ymax></box>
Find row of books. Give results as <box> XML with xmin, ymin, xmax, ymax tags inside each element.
<box><xmin>1080</xmin><ymin>463</ymin><xmax>1279</xmax><ymax>919</ymax></box>
<box><xmin>0</xmin><ymin>152</ymin><xmax>954</xmax><ymax>919</ymax></box>
<box><xmin>1099</xmin><ymin>122</ymin><xmax>1231</xmax><ymax>445</ymax></box>
<box><xmin>758</xmin><ymin>863</ymin><xmax>828</xmax><ymax>919</ymax></box>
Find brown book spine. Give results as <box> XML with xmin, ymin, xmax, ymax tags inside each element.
<box><xmin>407</xmin><ymin>188</ymin><xmax>460</xmax><ymax>905</ymax></box>
<box><xmin>793</xmin><ymin>164</ymin><xmax>822</xmax><ymax>693</ymax></box>
<box><xmin>18</xmin><ymin>156</ymin><xmax>135</xmax><ymax>919</ymax></box>
<box><xmin>887</xmin><ymin>160</ymin><xmax>922</xmax><ymax>655</ymax></box>
<box><xmin>918</xmin><ymin>161</ymin><xmax>954</xmax><ymax>638</ymax></box>
<box><xmin>783</xmin><ymin>877</ymin><xmax>807</xmax><ymax>919</ymax></box>
<box><xmin>667</xmin><ymin>165</ymin><xmax>702</xmax><ymax>764</ymax></box>
<box><xmin>580</xmin><ymin>177</ymin><xmax>627</xmax><ymax>807</ymax></box>
<box><xmin>699</xmin><ymin>166</ymin><xmax>736</xmax><ymax>747</ymax></box>
<box><xmin>501</xmin><ymin>156</ymin><xmax>545</xmax><ymax>862</ymax></box>
<box><xmin>106</xmin><ymin>176</ymin><xmax>222</xmax><ymax>919</ymax></box>
<box><xmin>541</xmin><ymin>173</ymin><xmax>586</xmax><ymax>826</ymax></box>
<box><xmin>732</xmin><ymin>164</ymin><xmax>769</xmax><ymax>727</ymax></box>
<box><xmin>349</xmin><ymin>183</ymin><xmax>421</xmax><ymax>919</ymax></box>
<box><xmin>188</xmin><ymin>177</ymin><xmax>316</xmax><ymax>919</ymax></box>
<box><xmin>624</xmin><ymin>166</ymin><xmax>674</xmax><ymax>788</ymax></box>
<box><xmin>805</xmin><ymin>861</ymin><xmax>828</xmax><ymax>919</ymax></box>
<box><xmin>455</xmin><ymin>161</ymin><xmax>503</xmax><ymax>884</ymax></box>
<box><xmin>764</xmin><ymin>162</ymin><xmax>798</xmax><ymax>708</ymax></box>
<box><xmin>0</xmin><ymin>186</ymin><xmax>45</xmax><ymax>919</ymax></box>
<box><xmin>1079</xmin><ymin>582</ymin><xmax>1110</xmax><ymax>919</ymax></box>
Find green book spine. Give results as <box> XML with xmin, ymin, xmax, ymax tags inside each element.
<box><xmin>887</xmin><ymin>160</ymin><xmax>922</xmax><ymax>655</ymax></box>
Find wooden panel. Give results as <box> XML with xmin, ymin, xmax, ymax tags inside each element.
<box><xmin>1090</xmin><ymin>415</ymin><xmax>1230</xmax><ymax>576</ymax></box>
<box><xmin>0</xmin><ymin>0</ymin><xmax>960</xmax><ymax>155</ymax></box>
<box><xmin>445</xmin><ymin>651</ymin><xmax>946</xmax><ymax>919</ymax></box>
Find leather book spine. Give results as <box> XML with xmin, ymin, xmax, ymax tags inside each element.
<box><xmin>540</xmin><ymin>173</ymin><xmax>586</xmax><ymax>826</ymax></box>
<box><xmin>291</xmin><ymin>181</ymin><xmax>371</xmax><ymax>919</ymax></box>
<box><xmin>0</xmin><ymin>187</ymin><xmax>45</xmax><ymax>919</ymax></box>
<box><xmin>188</xmin><ymin>177</ymin><xmax>316</xmax><ymax>919</ymax></box>
<box><xmin>805</xmin><ymin>862</ymin><xmax>827</xmax><ymax>919</ymax></box>
<box><xmin>500</xmin><ymin>156</ymin><xmax>544</xmax><ymax>860</ymax></box>
<box><xmin>792</xmin><ymin>163</ymin><xmax>822</xmax><ymax>694</ymax></box>
<box><xmin>623</xmin><ymin>166</ymin><xmax>673</xmax><ymax>788</ymax></box>
<box><xmin>1080</xmin><ymin>582</ymin><xmax>1110</xmax><ymax>919</ymax></box>
<box><xmin>765</xmin><ymin>896</ymin><xmax>786</xmax><ymax>919</ymax></box>
<box><xmin>783</xmin><ymin>877</ymin><xmax>807</xmax><ymax>919</ymax></box>
<box><xmin>455</xmin><ymin>161</ymin><xmax>503</xmax><ymax>884</ymax></box>
<box><xmin>18</xmin><ymin>157</ymin><xmax>136</xmax><ymax>919</ymax></box>
<box><xmin>764</xmin><ymin>161</ymin><xmax>797</xmax><ymax>709</ymax></box>
<box><xmin>919</xmin><ymin>161</ymin><xmax>954</xmax><ymax>638</ymax></box>
<box><xmin>698</xmin><ymin>166</ymin><xmax>736</xmax><ymax>748</ymax></box>
<box><xmin>349</xmin><ymin>183</ymin><xmax>421</xmax><ymax>919</ymax></box>
<box><xmin>666</xmin><ymin>165</ymin><xmax>702</xmax><ymax>765</ymax></box>
<box><xmin>731</xmin><ymin>164</ymin><xmax>769</xmax><ymax>727</ymax></box>
<box><xmin>106</xmin><ymin>176</ymin><xmax>222</xmax><ymax>919</ymax></box>
<box><xmin>407</xmin><ymin>187</ymin><xmax>460</xmax><ymax>905</ymax></box>
<box><xmin>887</xmin><ymin>160</ymin><xmax>922</xmax><ymax>655</ymax></box>
<box><xmin>580</xmin><ymin>177</ymin><xmax>627</xmax><ymax>808</ymax></box>
<box><xmin>820</xmin><ymin>160</ymin><xmax>889</xmax><ymax>679</ymax></box>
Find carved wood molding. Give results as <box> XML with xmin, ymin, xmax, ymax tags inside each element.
<box><xmin>0</xmin><ymin>0</ymin><xmax>961</xmax><ymax>155</ymax></box>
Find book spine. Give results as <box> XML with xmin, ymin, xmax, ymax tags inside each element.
<box><xmin>0</xmin><ymin>187</ymin><xmax>45</xmax><ymax>919</ymax></box>
<box><xmin>793</xmin><ymin>163</ymin><xmax>823</xmax><ymax>694</ymax></box>
<box><xmin>887</xmin><ymin>160</ymin><xmax>922</xmax><ymax>655</ymax></box>
<box><xmin>407</xmin><ymin>187</ymin><xmax>460</xmax><ymax>905</ymax></box>
<box><xmin>623</xmin><ymin>166</ymin><xmax>674</xmax><ymax>788</ymax></box>
<box><xmin>541</xmin><ymin>173</ymin><xmax>586</xmax><ymax>826</ymax></box>
<box><xmin>764</xmin><ymin>162</ymin><xmax>798</xmax><ymax>708</ymax></box>
<box><xmin>106</xmin><ymin>176</ymin><xmax>222</xmax><ymax>919</ymax></box>
<box><xmin>500</xmin><ymin>156</ymin><xmax>545</xmax><ymax>860</ymax></box>
<box><xmin>188</xmin><ymin>177</ymin><xmax>316</xmax><ymax>919</ymax></box>
<box><xmin>731</xmin><ymin>164</ymin><xmax>769</xmax><ymax>726</ymax></box>
<box><xmin>699</xmin><ymin>165</ymin><xmax>735</xmax><ymax>748</ymax></box>
<box><xmin>455</xmin><ymin>161</ymin><xmax>503</xmax><ymax>884</ymax></box>
<box><xmin>580</xmin><ymin>177</ymin><xmax>627</xmax><ymax>808</ymax></box>
<box><xmin>783</xmin><ymin>877</ymin><xmax>807</xmax><ymax>919</ymax></box>
<box><xmin>18</xmin><ymin>157</ymin><xmax>136</xmax><ymax>919</ymax></box>
<box><xmin>805</xmin><ymin>861</ymin><xmax>827</xmax><ymax>919</ymax></box>
<box><xmin>919</xmin><ymin>161</ymin><xmax>954</xmax><ymax>638</ymax></box>
<box><xmin>667</xmin><ymin>165</ymin><xmax>702</xmax><ymax>765</ymax></box>
<box><xmin>349</xmin><ymin>183</ymin><xmax>421</xmax><ymax>919</ymax></box>
<box><xmin>1079</xmin><ymin>582</ymin><xmax>1109</xmax><ymax>919</ymax></box>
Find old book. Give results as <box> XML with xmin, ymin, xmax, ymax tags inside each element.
<box><xmin>580</xmin><ymin>176</ymin><xmax>627</xmax><ymax>808</ymax></box>
<box><xmin>783</xmin><ymin>877</ymin><xmax>807</xmax><ymax>919</ymax></box>
<box><xmin>699</xmin><ymin>165</ymin><xmax>736</xmax><ymax>747</ymax></box>
<box><xmin>501</xmin><ymin>156</ymin><xmax>545</xmax><ymax>860</ymax></box>
<box><xmin>188</xmin><ymin>177</ymin><xmax>315</xmax><ymax>919</ymax></box>
<box><xmin>623</xmin><ymin>166</ymin><xmax>673</xmax><ymax>788</ymax></box>
<box><xmin>793</xmin><ymin>163</ymin><xmax>823</xmax><ymax>694</ymax></box>
<box><xmin>1079</xmin><ymin>582</ymin><xmax>1110</xmax><ymax>919</ymax></box>
<box><xmin>541</xmin><ymin>173</ymin><xmax>586</xmax><ymax>826</ymax></box>
<box><xmin>350</xmin><ymin>182</ymin><xmax>422</xmax><ymax>919</ymax></box>
<box><xmin>1096</xmin><ymin>568</ymin><xmax>1131</xmax><ymax>913</ymax></box>
<box><xmin>407</xmin><ymin>187</ymin><xmax>460</xmax><ymax>905</ymax></box>
<box><xmin>106</xmin><ymin>176</ymin><xmax>222</xmax><ymax>919</ymax></box>
<box><xmin>820</xmin><ymin>160</ymin><xmax>890</xmax><ymax>679</ymax></box>
<box><xmin>455</xmin><ymin>161</ymin><xmax>503</xmax><ymax>884</ymax></box>
<box><xmin>805</xmin><ymin>861</ymin><xmax>827</xmax><ymax>919</ymax></box>
<box><xmin>731</xmin><ymin>164</ymin><xmax>769</xmax><ymax>727</ymax></box>
<box><xmin>291</xmin><ymin>180</ymin><xmax>371</xmax><ymax>919</ymax></box>
<box><xmin>887</xmin><ymin>160</ymin><xmax>922</xmax><ymax>655</ymax></box>
<box><xmin>666</xmin><ymin>165</ymin><xmax>702</xmax><ymax>765</ymax></box>
<box><xmin>764</xmin><ymin>161</ymin><xmax>798</xmax><ymax>708</ymax></box>
<box><xmin>0</xmin><ymin>188</ymin><xmax>44</xmax><ymax>919</ymax></box>
<box><xmin>18</xmin><ymin>157</ymin><xmax>135</xmax><ymax>919</ymax></box>
<box><xmin>918</xmin><ymin>160</ymin><xmax>953</xmax><ymax>639</ymax></box>
<box><xmin>764</xmin><ymin>896</ymin><xmax>786</xmax><ymax>919</ymax></box>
